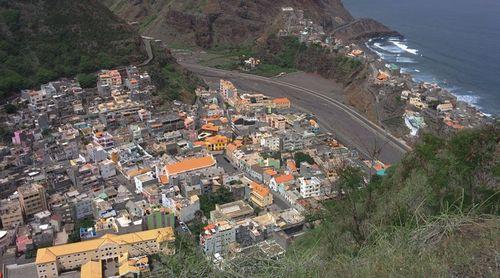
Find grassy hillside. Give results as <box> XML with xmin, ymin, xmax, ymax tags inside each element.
<box><xmin>145</xmin><ymin>43</ymin><xmax>205</xmax><ymax>104</ymax></box>
<box><xmin>0</xmin><ymin>0</ymin><xmax>146</xmax><ymax>98</ymax></box>
<box><xmin>152</xmin><ymin>125</ymin><xmax>499</xmax><ymax>277</ymax></box>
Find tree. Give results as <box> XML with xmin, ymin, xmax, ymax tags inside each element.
<box><xmin>36</xmin><ymin>67</ymin><xmax>57</xmax><ymax>84</ymax></box>
<box><xmin>4</xmin><ymin>103</ymin><xmax>17</xmax><ymax>114</ymax></box>
<box><xmin>77</xmin><ymin>73</ymin><xmax>96</xmax><ymax>88</ymax></box>
<box><xmin>199</xmin><ymin>187</ymin><xmax>234</xmax><ymax>215</ymax></box>
<box><xmin>294</xmin><ymin>151</ymin><xmax>314</xmax><ymax>166</ymax></box>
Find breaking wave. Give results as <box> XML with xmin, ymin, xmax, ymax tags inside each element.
<box><xmin>366</xmin><ymin>36</ymin><xmax>483</xmax><ymax>110</ymax></box>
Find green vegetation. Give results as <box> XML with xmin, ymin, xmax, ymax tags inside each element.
<box><xmin>199</xmin><ymin>187</ymin><xmax>234</xmax><ymax>216</ymax></box>
<box><xmin>256</xmin><ymin>126</ymin><xmax>498</xmax><ymax>276</ymax></box>
<box><xmin>294</xmin><ymin>151</ymin><xmax>314</xmax><ymax>166</ymax></box>
<box><xmin>4</xmin><ymin>103</ymin><xmax>17</xmax><ymax>114</ymax></box>
<box><xmin>146</xmin><ymin>43</ymin><xmax>204</xmax><ymax>104</ymax></box>
<box><xmin>76</xmin><ymin>73</ymin><xmax>97</xmax><ymax>89</ymax></box>
<box><xmin>0</xmin><ymin>125</ymin><xmax>12</xmax><ymax>143</ymax></box>
<box><xmin>205</xmin><ymin>35</ymin><xmax>362</xmax><ymax>81</ymax></box>
<box><xmin>260</xmin><ymin>151</ymin><xmax>281</xmax><ymax>160</ymax></box>
<box><xmin>0</xmin><ymin>0</ymin><xmax>144</xmax><ymax>97</ymax></box>
<box><xmin>333</xmin><ymin>56</ymin><xmax>363</xmax><ymax>80</ymax></box>
<box><xmin>152</xmin><ymin>126</ymin><xmax>499</xmax><ymax>277</ymax></box>
<box><xmin>68</xmin><ymin>218</ymin><xmax>95</xmax><ymax>243</ymax></box>
<box><xmin>153</xmin><ymin>234</ymin><xmax>213</xmax><ymax>276</ymax></box>
<box><xmin>140</xmin><ymin>14</ymin><xmax>158</xmax><ymax>32</ymax></box>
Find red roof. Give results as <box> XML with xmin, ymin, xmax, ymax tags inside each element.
<box><xmin>275</xmin><ymin>174</ymin><xmax>294</xmax><ymax>184</ymax></box>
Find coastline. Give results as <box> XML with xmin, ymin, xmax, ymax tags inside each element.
<box><xmin>362</xmin><ymin>35</ymin><xmax>493</xmax><ymax>118</ymax></box>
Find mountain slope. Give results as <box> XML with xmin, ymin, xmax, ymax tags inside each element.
<box><xmin>0</xmin><ymin>0</ymin><xmax>146</xmax><ymax>97</ymax></box>
<box><xmin>103</xmin><ymin>0</ymin><xmax>387</xmax><ymax>48</ymax></box>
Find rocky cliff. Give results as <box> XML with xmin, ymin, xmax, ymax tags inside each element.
<box><xmin>103</xmin><ymin>0</ymin><xmax>392</xmax><ymax>48</ymax></box>
<box><xmin>332</xmin><ymin>18</ymin><xmax>399</xmax><ymax>42</ymax></box>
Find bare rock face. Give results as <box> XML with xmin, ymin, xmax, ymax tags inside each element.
<box><xmin>333</xmin><ymin>18</ymin><xmax>400</xmax><ymax>42</ymax></box>
<box><xmin>103</xmin><ymin>0</ymin><xmax>394</xmax><ymax>48</ymax></box>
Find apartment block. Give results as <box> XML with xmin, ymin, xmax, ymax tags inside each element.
<box><xmin>0</xmin><ymin>198</ymin><xmax>24</xmax><ymax>229</ymax></box>
<box><xmin>199</xmin><ymin>221</ymin><xmax>236</xmax><ymax>256</ymax></box>
<box><xmin>18</xmin><ymin>183</ymin><xmax>48</xmax><ymax>218</ymax></box>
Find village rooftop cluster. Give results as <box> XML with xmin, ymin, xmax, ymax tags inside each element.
<box><xmin>0</xmin><ymin>62</ymin><xmax>389</xmax><ymax>277</ymax></box>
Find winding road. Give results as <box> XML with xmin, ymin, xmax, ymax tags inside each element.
<box><xmin>181</xmin><ymin>63</ymin><xmax>410</xmax><ymax>164</ymax></box>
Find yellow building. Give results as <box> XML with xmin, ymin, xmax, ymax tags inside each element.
<box><xmin>205</xmin><ymin>135</ymin><xmax>229</xmax><ymax>151</ymax></box>
<box><xmin>35</xmin><ymin>227</ymin><xmax>175</xmax><ymax>278</ymax></box>
<box><xmin>249</xmin><ymin>182</ymin><xmax>273</xmax><ymax>208</ymax></box>
<box><xmin>409</xmin><ymin>97</ymin><xmax>429</xmax><ymax>109</ymax></box>
<box><xmin>80</xmin><ymin>260</ymin><xmax>102</xmax><ymax>278</ymax></box>
<box><xmin>18</xmin><ymin>183</ymin><xmax>47</xmax><ymax>218</ymax></box>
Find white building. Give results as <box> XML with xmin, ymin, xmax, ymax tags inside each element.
<box><xmin>260</xmin><ymin>134</ymin><xmax>281</xmax><ymax>152</ymax></box>
<box><xmin>99</xmin><ymin>159</ymin><xmax>116</xmax><ymax>179</ymax></box>
<box><xmin>162</xmin><ymin>195</ymin><xmax>200</xmax><ymax>223</ymax></box>
<box><xmin>199</xmin><ymin>221</ymin><xmax>236</xmax><ymax>256</ymax></box>
<box><xmin>134</xmin><ymin>172</ymin><xmax>157</xmax><ymax>193</ymax></box>
<box><xmin>298</xmin><ymin>176</ymin><xmax>321</xmax><ymax>198</ymax></box>
<box><xmin>93</xmin><ymin>131</ymin><xmax>114</xmax><ymax>150</ymax></box>
<box><xmin>437</xmin><ymin>102</ymin><xmax>454</xmax><ymax>112</ymax></box>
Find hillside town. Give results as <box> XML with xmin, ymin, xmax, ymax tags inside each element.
<box><xmin>0</xmin><ymin>64</ymin><xmax>390</xmax><ymax>277</ymax></box>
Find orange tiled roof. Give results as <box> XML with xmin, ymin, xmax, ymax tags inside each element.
<box><xmin>264</xmin><ymin>169</ymin><xmax>277</xmax><ymax>176</ymax></box>
<box><xmin>194</xmin><ymin>141</ymin><xmax>205</xmax><ymax>146</ymax></box>
<box><xmin>205</xmin><ymin>115</ymin><xmax>221</xmax><ymax>122</ymax></box>
<box><xmin>272</xmin><ymin>98</ymin><xmax>291</xmax><ymax>105</ymax></box>
<box><xmin>233</xmin><ymin>140</ymin><xmax>243</xmax><ymax>147</ymax></box>
<box><xmin>250</xmin><ymin>181</ymin><xmax>270</xmax><ymax>197</ymax></box>
<box><xmin>373</xmin><ymin>163</ymin><xmax>385</xmax><ymax>171</ymax></box>
<box><xmin>202</xmin><ymin>123</ymin><xmax>219</xmax><ymax>132</ymax></box>
<box><xmin>226</xmin><ymin>143</ymin><xmax>237</xmax><ymax>153</ymax></box>
<box><xmin>159</xmin><ymin>175</ymin><xmax>169</xmax><ymax>184</ymax></box>
<box><xmin>287</xmin><ymin>160</ymin><xmax>297</xmax><ymax>172</ymax></box>
<box><xmin>275</xmin><ymin>174</ymin><xmax>294</xmax><ymax>184</ymax></box>
<box><xmin>165</xmin><ymin>156</ymin><xmax>216</xmax><ymax>176</ymax></box>
<box><xmin>205</xmin><ymin>135</ymin><xmax>228</xmax><ymax>144</ymax></box>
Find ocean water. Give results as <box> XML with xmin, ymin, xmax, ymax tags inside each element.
<box><xmin>343</xmin><ymin>0</ymin><xmax>500</xmax><ymax>115</ymax></box>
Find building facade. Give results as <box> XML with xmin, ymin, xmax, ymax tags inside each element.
<box><xmin>0</xmin><ymin>198</ymin><xmax>24</xmax><ymax>229</ymax></box>
<box><xmin>18</xmin><ymin>183</ymin><xmax>48</xmax><ymax>218</ymax></box>
<box><xmin>35</xmin><ymin>227</ymin><xmax>175</xmax><ymax>278</ymax></box>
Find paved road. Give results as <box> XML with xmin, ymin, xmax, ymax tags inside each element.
<box><xmin>138</xmin><ymin>36</ymin><xmax>154</xmax><ymax>67</ymax></box>
<box><xmin>181</xmin><ymin>63</ymin><xmax>410</xmax><ymax>164</ymax></box>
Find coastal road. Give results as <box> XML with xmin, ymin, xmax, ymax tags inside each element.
<box><xmin>181</xmin><ymin>63</ymin><xmax>410</xmax><ymax>164</ymax></box>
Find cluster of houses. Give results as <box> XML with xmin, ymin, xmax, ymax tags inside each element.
<box><xmin>277</xmin><ymin>7</ymin><xmax>329</xmax><ymax>45</ymax></box>
<box><xmin>192</xmin><ymin>79</ymin><xmax>388</xmax><ymax>264</ymax></box>
<box><xmin>0</xmin><ymin>61</ymin><xmax>383</xmax><ymax>277</ymax></box>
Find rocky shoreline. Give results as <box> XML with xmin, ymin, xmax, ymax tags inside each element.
<box><xmin>353</xmin><ymin>33</ymin><xmax>492</xmax><ymax>140</ymax></box>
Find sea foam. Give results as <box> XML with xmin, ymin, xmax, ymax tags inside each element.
<box><xmin>390</xmin><ymin>40</ymin><xmax>419</xmax><ymax>55</ymax></box>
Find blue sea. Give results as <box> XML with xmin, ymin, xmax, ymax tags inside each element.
<box><xmin>343</xmin><ymin>0</ymin><xmax>500</xmax><ymax>115</ymax></box>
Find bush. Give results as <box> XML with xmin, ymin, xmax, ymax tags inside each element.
<box><xmin>4</xmin><ymin>103</ymin><xmax>17</xmax><ymax>114</ymax></box>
